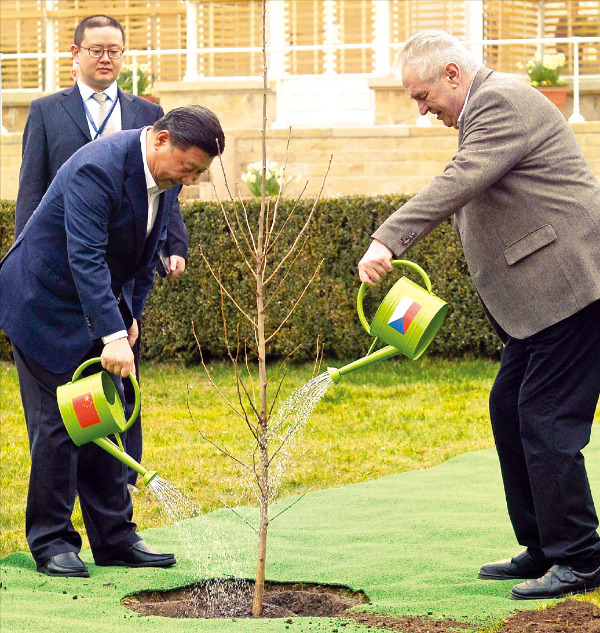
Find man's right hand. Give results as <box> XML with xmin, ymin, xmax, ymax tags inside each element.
<box><xmin>101</xmin><ymin>338</ymin><xmax>135</xmax><ymax>378</ymax></box>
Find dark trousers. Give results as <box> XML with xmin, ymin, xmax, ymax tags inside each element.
<box><xmin>13</xmin><ymin>345</ymin><xmax>140</xmax><ymax>565</ymax></box>
<box><xmin>122</xmin><ymin>324</ymin><xmax>142</xmax><ymax>486</ymax></box>
<box><xmin>489</xmin><ymin>299</ymin><xmax>600</xmax><ymax>568</ymax></box>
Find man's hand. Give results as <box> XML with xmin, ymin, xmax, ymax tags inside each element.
<box><xmin>101</xmin><ymin>338</ymin><xmax>135</xmax><ymax>378</ymax></box>
<box><xmin>358</xmin><ymin>239</ymin><xmax>394</xmax><ymax>285</ymax></box>
<box><xmin>127</xmin><ymin>318</ymin><xmax>139</xmax><ymax>348</ymax></box>
<box><xmin>165</xmin><ymin>255</ymin><xmax>186</xmax><ymax>278</ymax></box>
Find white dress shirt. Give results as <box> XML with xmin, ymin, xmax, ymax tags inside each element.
<box><xmin>78</xmin><ymin>79</ymin><xmax>122</xmax><ymax>138</ymax></box>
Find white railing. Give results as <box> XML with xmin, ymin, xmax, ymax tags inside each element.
<box><xmin>1</xmin><ymin>35</ymin><xmax>599</xmax><ymax>133</ymax></box>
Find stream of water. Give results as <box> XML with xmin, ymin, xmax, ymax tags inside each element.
<box><xmin>142</xmin><ymin>371</ymin><xmax>335</xmax><ymax>614</ymax></box>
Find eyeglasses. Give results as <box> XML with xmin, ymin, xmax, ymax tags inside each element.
<box><xmin>79</xmin><ymin>46</ymin><xmax>124</xmax><ymax>59</ymax></box>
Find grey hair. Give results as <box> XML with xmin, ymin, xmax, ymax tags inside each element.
<box><xmin>393</xmin><ymin>30</ymin><xmax>479</xmax><ymax>83</ymax></box>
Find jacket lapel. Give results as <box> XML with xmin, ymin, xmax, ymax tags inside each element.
<box><xmin>119</xmin><ymin>88</ymin><xmax>142</xmax><ymax>131</ymax></box>
<box><xmin>59</xmin><ymin>85</ymin><xmax>92</xmax><ymax>141</ymax></box>
<box><xmin>458</xmin><ymin>67</ymin><xmax>494</xmax><ymax>145</ymax></box>
<box><xmin>122</xmin><ymin>132</ymin><xmax>149</xmax><ymax>263</ymax></box>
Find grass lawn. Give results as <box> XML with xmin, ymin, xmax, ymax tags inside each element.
<box><xmin>1</xmin><ymin>356</ymin><xmax>500</xmax><ymax>558</ymax></box>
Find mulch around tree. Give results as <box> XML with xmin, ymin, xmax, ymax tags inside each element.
<box><xmin>122</xmin><ymin>580</ymin><xmax>600</xmax><ymax>632</ymax></box>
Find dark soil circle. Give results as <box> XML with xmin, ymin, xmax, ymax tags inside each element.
<box><xmin>122</xmin><ymin>579</ymin><xmax>600</xmax><ymax>632</ymax></box>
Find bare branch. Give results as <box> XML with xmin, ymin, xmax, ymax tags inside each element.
<box><xmin>207</xmin><ymin>172</ymin><xmax>257</xmax><ymax>276</ymax></box>
<box><xmin>265</xmin><ymin>156</ymin><xmax>332</xmax><ymax>285</ymax></box>
<box><xmin>313</xmin><ymin>335</ymin><xmax>325</xmax><ymax>378</ymax></box>
<box><xmin>234</xmin><ymin>184</ymin><xmax>259</xmax><ymax>257</ymax></box>
<box><xmin>265</xmin><ymin>258</ymin><xmax>324</xmax><ymax>344</ymax></box>
<box><xmin>217</xmin><ymin>499</ymin><xmax>259</xmax><ymax>534</ymax></box>
<box><xmin>212</xmin><ymin>143</ymin><xmax>235</xmax><ymax>202</ymax></box>
<box><xmin>200</xmin><ymin>250</ymin><xmax>258</xmax><ymax>327</ymax></box>
<box><xmin>269</xmin><ymin>493</ymin><xmax>308</xmax><ymax>523</ymax></box>
<box><xmin>264</xmin><ymin>181</ymin><xmax>309</xmax><ymax>257</ymax></box>
<box><xmin>186</xmin><ymin>385</ymin><xmax>253</xmax><ymax>476</ymax></box>
<box><xmin>264</xmin><ymin>128</ymin><xmax>293</xmax><ymax>250</ymax></box>
<box><xmin>192</xmin><ymin>322</ymin><xmax>245</xmax><ymax>420</ymax></box>
<box><xmin>263</xmin><ymin>234</ymin><xmax>310</xmax><ymax>310</ymax></box>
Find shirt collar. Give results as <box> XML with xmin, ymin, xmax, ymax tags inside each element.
<box><xmin>140</xmin><ymin>127</ymin><xmax>162</xmax><ymax>194</ymax></box>
<box><xmin>457</xmin><ymin>74</ymin><xmax>478</xmax><ymax>124</ymax></box>
<box><xmin>78</xmin><ymin>79</ymin><xmax>119</xmax><ymax>102</ymax></box>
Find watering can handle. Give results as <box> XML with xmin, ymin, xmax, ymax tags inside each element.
<box><xmin>70</xmin><ymin>357</ymin><xmax>141</xmax><ymax>431</ymax></box>
<box><xmin>357</xmin><ymin>260</ymin><xmax>433</xmax><ymax>334</ymax></box>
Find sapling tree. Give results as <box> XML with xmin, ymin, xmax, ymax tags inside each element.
<box><xmin>190</xmin><ymin>0</ymin><xmax>331</xmax><ymax>617</ymax></box>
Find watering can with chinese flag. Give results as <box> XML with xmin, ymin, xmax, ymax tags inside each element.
<box><xmin>327</xmin><ymin>260</ymin><xmax>448</xmax><ymax>384</ymax></box>
<box><xmin>56</xmin><ymin>357</ymin><xmax>157</xmax><ymax>487</ymax></box>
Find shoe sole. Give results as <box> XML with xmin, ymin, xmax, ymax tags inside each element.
<box><xmin>478</xmin><ymin>571</ymin><xmax>544</xmax><ymax>580</ymax></box>
<box><xmin>510</xmin><ymin>585</ymin><xmax>600</xmax><ymax>600</ymax></box>
<box><xmin>95</xmin><ymin>558</ymin><xmax>176</xmax><ymax>568</ymax></box>
<box><xmin>37</xmin><ymin>566</ymin><xmax>89</xmax><ymax>578</ymax></box>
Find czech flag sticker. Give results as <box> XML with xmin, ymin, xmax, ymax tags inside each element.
<box><xmin>387</xmin><ymin>296</ymin><xmax>422</xmax><ymax>335</ymax></box>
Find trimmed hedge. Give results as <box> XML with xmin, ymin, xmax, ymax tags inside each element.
<box><xmin>0</xmin><ymin>196</ymin><xmax>502</xmax><ymax>363</ymax></box>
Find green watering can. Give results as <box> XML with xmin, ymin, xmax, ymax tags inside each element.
<box><xmin>56</xmin><ymin>357</ymin><xmax>158</xmax><ymax>487</ymax></box>
<box><xmin>327</xmin><ymin>260</ymin><xmax>448</xmax><ymax>384</ymax></box>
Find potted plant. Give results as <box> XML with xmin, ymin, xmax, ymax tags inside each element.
<box><xmin>517</xmin><ymin>53</ymin><xmax>569</xmax><ymax>111</ymax></box>
<box><xmin>117</xmin><ymin>63</ymin><xmax>155</xmax><ymax>101</ymax></box>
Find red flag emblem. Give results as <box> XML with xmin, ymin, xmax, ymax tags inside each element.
<box><xmin>72</xmin><ymin>392</ymin><xmax>102</xmax><ymax>429</ymax></box>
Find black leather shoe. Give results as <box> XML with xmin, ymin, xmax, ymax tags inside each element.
<box><xmin>37</xmin><ymin>552</ymin><xmax>89</xmax><ymax>577</ymax></box>
<box><xmin>95</xmin><ymin>540</ymin><xmax>176</xmax><ymax>568</ymax></box>
<box><xmin>510</xmin><ymin>564</ymin><xmax>600</xmax><ymax>600</ymax></box>
<box><xmin>478</xmin><ymin>549</ymin><xmax>551</xmax><ymax>580</ymax></box>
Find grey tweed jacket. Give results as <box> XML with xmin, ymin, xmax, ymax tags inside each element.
<box><xmin>373</xmin><ymin>67</ymin><xmax>600</xmax><ymax>339</ymax></box>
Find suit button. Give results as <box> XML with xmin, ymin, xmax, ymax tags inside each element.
<box><xmin>85</xmin><ymin>315</ymin><xmax>94</xmax><ymax>331</ymax></box>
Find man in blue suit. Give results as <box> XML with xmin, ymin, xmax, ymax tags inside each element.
<box><xmin>15</xmin><ymin>14</ymin><xmax>189</xmax><ymax>488</ymax></box>
<box><xmin>0</xmin><ymin>105</ymin><xmax>225</xmax><ymax>577</ymax></box>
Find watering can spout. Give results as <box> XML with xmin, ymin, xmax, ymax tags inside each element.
<box><xmin>328</xmin><ymin>345</ymin><xmax>403</xmax><ymax>384</ymax></box>
<box><xmin>327</xmin><ymin>367</ymin><xmax>341</xmax><ymax>384</ymax></box>
<box><xmin>93</xmin><ymin>437</ymin><xmax>158</xmax><ymax>488</ymax></box>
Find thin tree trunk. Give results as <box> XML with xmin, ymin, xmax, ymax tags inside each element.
<box><xmin>252</xmin><ymin>2</ymin><xmax>269</xmax><ymax>615</ymax></box>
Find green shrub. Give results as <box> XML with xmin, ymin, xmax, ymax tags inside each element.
<box><xmin>0</xmin><ymin>196</ymin><xmax>502</xmax><ymax>363</ymax></box>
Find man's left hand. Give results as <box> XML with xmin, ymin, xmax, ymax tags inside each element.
<box><xmin>165</xmin><ymin>255</ymin><xmax>186</xmax><ymax>278</ymax></box>
<box><xmin>127</xmin><ymin>318</ymin><xmax>139</xmax><ymax>348</ymax></box>
<box><xmin>358</xmin><ymin>239</ymin><xmax>394</xmax><ymax>285</ymax></box>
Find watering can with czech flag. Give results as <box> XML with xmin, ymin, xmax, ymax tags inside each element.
<box><xmin>327</xmin><ymin>260</ymin><xmax>448</xmax><ymax>384</ymax></box>
<box><xmin>56</xmin><ymin>357</ymin><xmax>158</xmax><ymax>487</ymax></box>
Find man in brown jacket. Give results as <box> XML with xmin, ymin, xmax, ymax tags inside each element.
<box><xmin>359</xmin><ymin>30</ymin><xmax>600</xmax><ymax>600</ymax></box>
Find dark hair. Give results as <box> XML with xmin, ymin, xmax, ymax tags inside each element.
<box><xmin>153</xmin><ymin>105</ymin><xmax>226</xmax><ymax>157</ymax></box>
<box><xmin>74</xmin><ymin>15</ymin><xmax>125</xmax><ymax>47</ymax></box>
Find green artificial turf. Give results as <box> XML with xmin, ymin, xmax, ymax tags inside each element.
<box><xmin>5</xmin><ymin>434</ymin><xmax>600</xmax><ymax>632</ymax></box>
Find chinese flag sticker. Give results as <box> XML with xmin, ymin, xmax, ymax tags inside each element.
<box><xmin>72</xmin><ymin>392</ymin><xmax>102</xmax><ymax>429</ymax></box>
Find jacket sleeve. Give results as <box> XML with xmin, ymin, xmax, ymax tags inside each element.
<box><xmin>165</xmin><ymin>198</ymin><xmax>188</xmax><ymax>259</ymax></box>
<box><xmin>132</xmin><ymin>224</ymin><xmax>168</xmax><ymax>320</ymax></box>
<box><xmin>15</xmin><ymin>100</ymin><xmax>50</xmax><ymax>238</ymax></box>
<box><xmin>372</xmin><ymin>87</ymin><xmax>531</xmax><ymax>256</ymax></box>
<box><xmin>64</xmin><ymin>164</ymin><xmax>126</xmax><ymax>339</ymax></box>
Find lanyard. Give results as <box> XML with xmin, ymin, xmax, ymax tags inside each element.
<box><xmin>82</xmin><ymin>94</ymin><xmax>119</xmax><ymax>140</ymax></box>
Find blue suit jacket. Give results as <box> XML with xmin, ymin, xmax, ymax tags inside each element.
<box><xmin>14</xmin><ymin>84</ymin><xmax>187</xmax><ymax>259</ymax></box>
<box><xmin>0</xmin><ymin>129</ymin><xmax>181</xmax><ymax>373</ymax></box>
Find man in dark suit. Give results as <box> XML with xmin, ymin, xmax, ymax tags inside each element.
<box><xmin>15</xmin><ymin>15</ymin><xmax>188</xmax><ymax>489</ymax></box>
<box><xmin>359</xmin><ymin>30</ymin><xmax>600</xmax><ymax>600</ymax></box>
<box><xmin>0</xmin><ymin>105</ymin><xmax>225</xmax><ymax>577</ymax></box>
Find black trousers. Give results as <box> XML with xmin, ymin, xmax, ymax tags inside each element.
<box><xmin>489</xmin><ymin>299</ymin><xmax>600</xmax><ymax>568</ymax></box>
<box><xmin>13</xmin><ymin>345</ymin><xmax>140</xmax><ymax>565</ymax></box>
